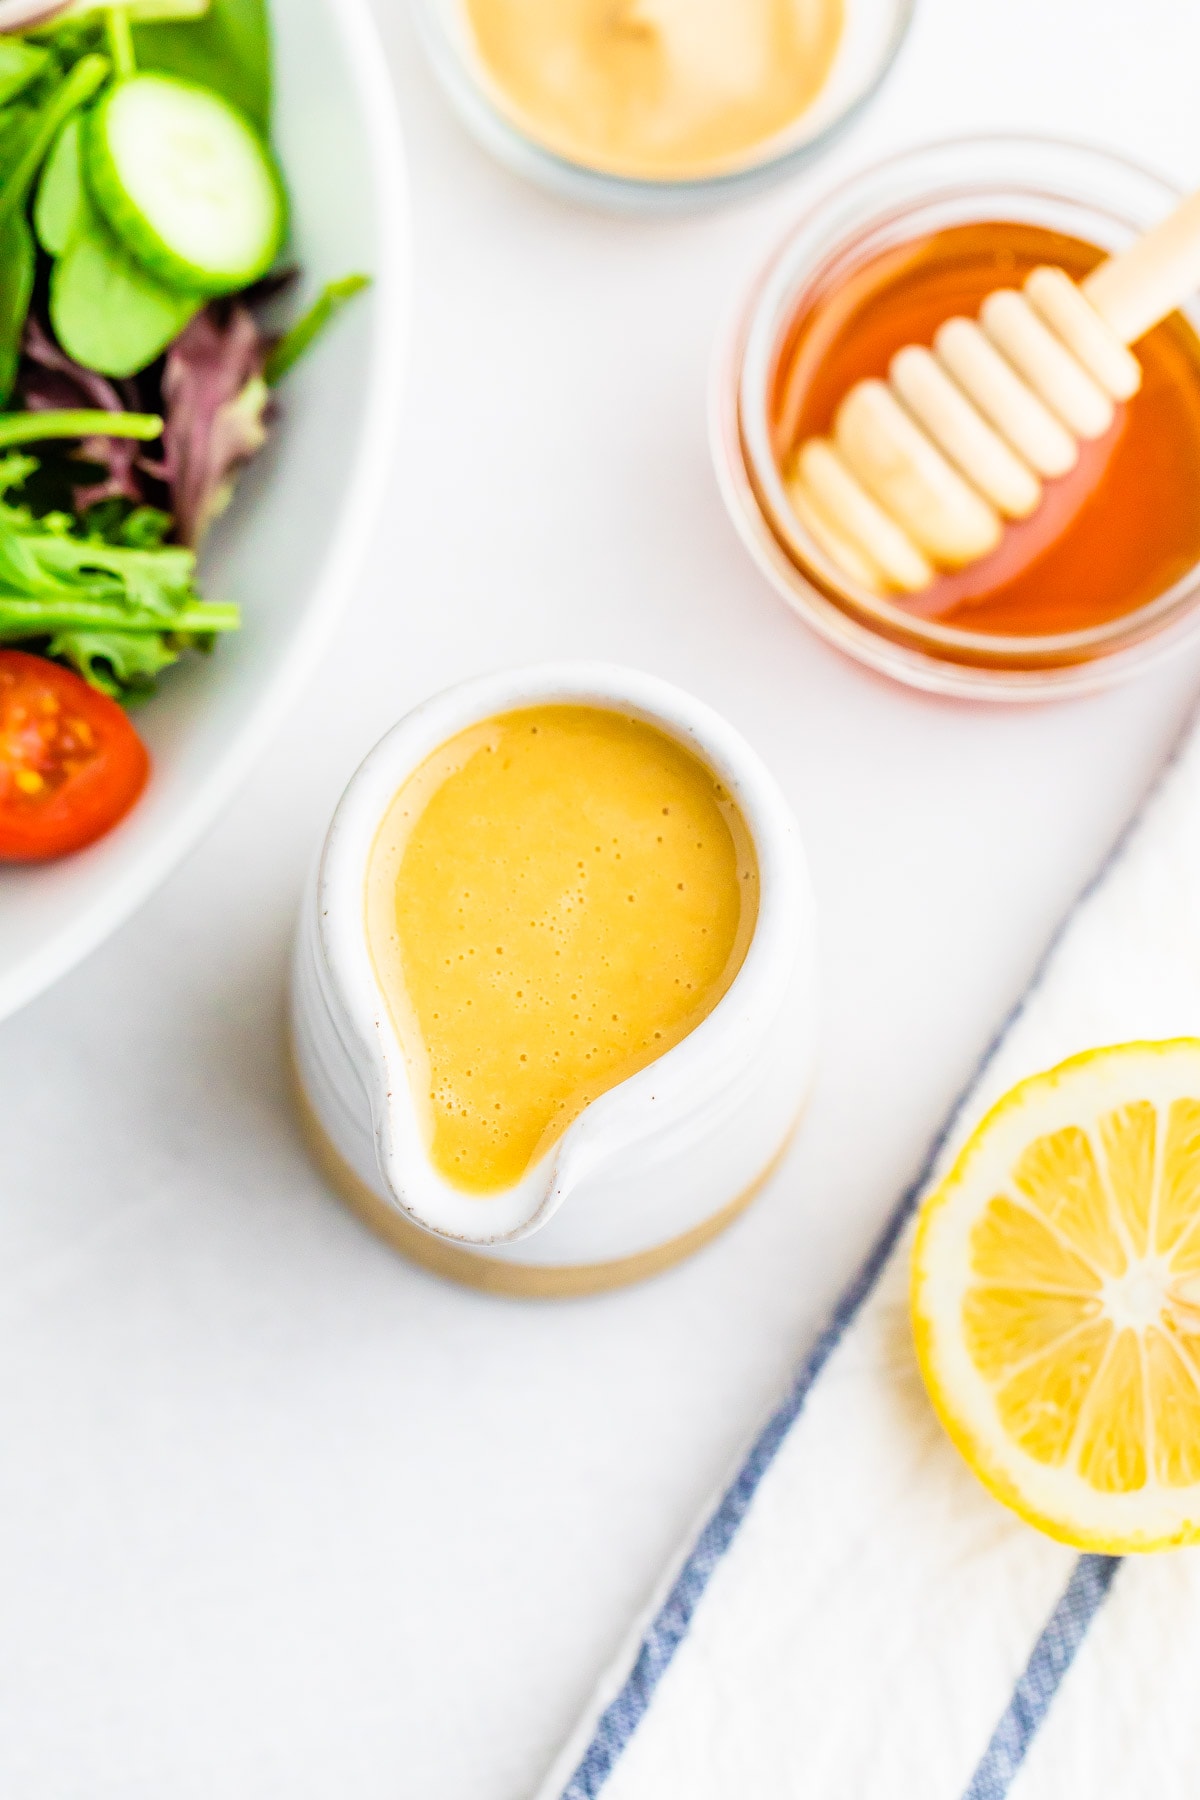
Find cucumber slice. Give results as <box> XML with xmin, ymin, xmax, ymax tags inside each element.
<box><xmin>51</xmin><ymin>190</ymin><xmax>201</xmax><ymax>378</ymax></box>
<box><xmin>85</xmin><ymin>73</ymin><xmax>285</xmax><ymax>297</ymax></box>
<box><xmin>35</xmin><ymin>116</ymin><xmax>85</xmax><ymax>259</ymax></box>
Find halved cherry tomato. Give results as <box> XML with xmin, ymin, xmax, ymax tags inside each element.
<box><xmin>0</xmin><ymin>651</ymin><xmax>150</xmax><ymax>862</ymax></box>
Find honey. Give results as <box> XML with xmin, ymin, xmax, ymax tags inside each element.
<box><xmin>769</xmin><ymin>221</ymin><xmax>1200</xmax><ymax>638</ymax></box>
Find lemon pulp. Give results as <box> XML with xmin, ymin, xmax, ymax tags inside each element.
<box><xmin>912</xmin><ymin>1041</ymin><xmax>1200</xmax><ymax>1550</ymax></box>
<box><xmin>366</xmin><ymin>706</ymin><xmax>758</xmax><ymax>1194</ymax></box>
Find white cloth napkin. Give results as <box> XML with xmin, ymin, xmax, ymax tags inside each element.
<box><xmin>538</xmin><ymin>705</ymin><xmax>1200</xmax><ymax>1800</ymax></box>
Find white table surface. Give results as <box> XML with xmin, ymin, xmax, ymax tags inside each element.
<box><xmin>4</xmin><ymin>1</ymin><xmax>1200</xmax><ymax>1793</ymax></box>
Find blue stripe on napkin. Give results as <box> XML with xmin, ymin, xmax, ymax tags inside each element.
<box><xmin>962</xmin><ymin>1555</ymin><xmax>1123</xmax><ymax>1800</ymax></box>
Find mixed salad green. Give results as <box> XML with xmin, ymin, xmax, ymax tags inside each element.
<box><xmin>0</xmin><ymin>0</ymin><xmax>366</xmax><ymax>700</ymax></box>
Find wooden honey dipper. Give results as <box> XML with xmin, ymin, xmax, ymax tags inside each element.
<box><xmin>785</xmin><ymin>190</ymin><xmax>1200</xmax><ymax>595</ymax></box>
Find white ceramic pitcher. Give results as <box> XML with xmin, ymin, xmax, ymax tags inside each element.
<box><xmin>291</xmin><ymin>664</ymin><xmax>818</xmax><ymax>1296</ymax></box>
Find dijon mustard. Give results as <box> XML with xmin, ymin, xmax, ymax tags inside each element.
<box><xmin>463</xmin><ymin>0</ymin><xmax>845</xmax><ymax>182</ymax></box>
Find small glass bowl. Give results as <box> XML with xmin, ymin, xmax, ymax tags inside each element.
<box><xmin>713</xmin><ymin>135</ymin><xmax>1200</xmax><ymax>700</ymax></box>
<box><xmin>408</xmin><ymin>0</ymin><xmax>914</xmax><ymax>211</ymax></box>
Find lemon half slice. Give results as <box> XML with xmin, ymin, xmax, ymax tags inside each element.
<box><xmin>912</xmin><ymin>1040</ymin><xmax>1200</xmax><ymax>1552</ymax></box>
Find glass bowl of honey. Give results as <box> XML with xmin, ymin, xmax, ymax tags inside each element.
<box><xmin>409</xmin><ymin>0</ymin><xmax>914</xmax><ymax>210</ymax></box>
<box><xmin>715</xmin><ymin>136</ymin><xmax>1200</xmax><ymax>698</ymax></box>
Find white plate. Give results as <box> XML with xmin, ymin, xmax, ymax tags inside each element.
<box><xmin>0</xmin><ymin>0</ymin><xmax>408</xmax><ymax>1024</ymax></box>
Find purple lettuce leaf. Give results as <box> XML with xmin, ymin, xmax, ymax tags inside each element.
<box><xmin>17</xmin><ymin>314</ymin><xmax>156</xmax><ymax>510</ymax></box>
<box><xmin>153</xmin><ymin>300</ymin><xmax>272</xmax><ymax>548</ymax></box>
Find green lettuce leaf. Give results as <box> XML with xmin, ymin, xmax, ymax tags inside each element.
<box><xmin>0</xmin><ymin>39</ymin><xmax>51</xmax><ymax>108</ymax></box>
<box><xmin>0</xmin><ymin>452</ymin><xmax>239</xmax><ymax>697</ymax></box>
<box><xmin>134</xmin><ymin>0</ymin><xmax>271</xmax><ymax>132</ymax></box>
<box><xmin>47</xmin><ymin>624</ymin><xmax>182</xmax><ymax>694</ymax></box>
<box><xmin>0</xmin><ymin>209</ymin><xmax>35</xmax><ymax>403</ymax></box>
<box><xmin>0</xmin><ymin>52</ymin><xmax>109</xmax><ymax>398</ymax></box>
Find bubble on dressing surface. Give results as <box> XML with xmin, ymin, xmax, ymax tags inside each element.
<box><xmin>383</xmin><ymin>706</ymin><xmax>758</xmax><ymax>1191</ymax></box>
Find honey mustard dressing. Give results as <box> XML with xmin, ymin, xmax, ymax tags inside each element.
<box><xmin>462</xmin><ymin>0</ymin><xmax>844</xmax><ymax>182</ymax></box>
<box><xmin>365</xmin><ymin>706</ymin><xmax>758</xmax><ymax>1194</ymax></box>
